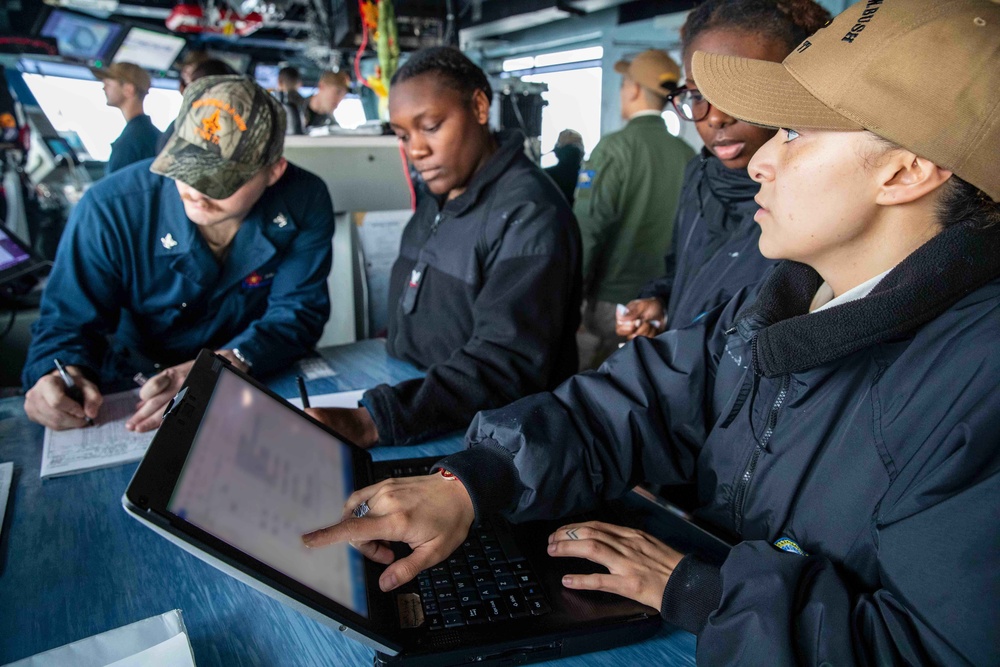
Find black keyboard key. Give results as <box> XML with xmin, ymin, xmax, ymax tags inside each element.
<box><xmin>443</xmin><ymin>610</ymin><xmax>465</xmax><ymax>628</ymax></box>
<box><xmin>514</xmin><ymin>573</ymin><xmax>536</xmax><ymax>586</ymax></box>
<box><xmin>474</xmin><ymin>573</ymin><xmax>491</xmax><ymax>586</ymax></box>
<box><xmin>520</xmin><ymin>584</ymin><xmax>544</xmax><ymax>599</ymax></box>
<box><xmin>496</xmin><ymin>575</ymin><xmax>519</xmax><ymax>591</ymax></box>
<box><xmin>512</xmin><ymin>561</ymin><xmax>531</xmax><ymax>574</ymax></box>
<box><xmin>492</xmin><ymin>563</ymin><xmax>512</xmax><ymax>577</ymax></box>
<box><xmin>438</xmin><ymin>598</ymin><xmax>460</xmax><ymax>613</ymax></box>
<box><xmin>451</xmin><ymin>563</ymin><xmax>472</xmax><ymax>579</ymax></box>
<box><xmin>527</xmin><ymin>598</ymin><xmax>551</xmax><ymax>616</ymax></box>
<box><xmin>464</xmin><ymin>604</ymin><xmax>487</xmax><ymax>625</ymax></box>
<box><xmin>430</xmin><ymin>565</ymin><xmax>448</xmax><ymax>576</ymax></box>
<box><xmin>423</xmin><ymin>601</ymin><xmax>439</xmax><ymax>615</ymax></box>
<box><xmin>420</xmin><ymin>589</ymin><xmax>436</xmax><ymax>603</ymax></box>
<box><xmin>485</xmin><ymin>597</ymin><xmax>509</xmax><ymax>621</ymax></box>
<box><xmin>459</xmin><ymin>590</ymin><xmax>481</xmax><ymax>607</ymax></box>
<box><xmin>436</xmin><ymin>589</ymin><xmax>457</xmax><ymax>603</ymax></box>
<box><xmin>431</xmin><ymin>574</ymin><xmax>451</xmax><ymax>588</ymax></box>
<box><xmin>426</xmin><ymin>614</ymin><xmax>444</xmax><ymax>631</ymax></box>
<box><xmin>477</xmin><ymin>582</ymin><xmax>500</xmax><ymax>599</ymax></box>
<box><xmin>505</xmin><ymin>591</ymin><xmax>530</xmax><ymax>618</ymax></box>
<box><xmin>453</xmin><ymin>577</ymin><xmax>475</xmax><ymax>593</ymax></box>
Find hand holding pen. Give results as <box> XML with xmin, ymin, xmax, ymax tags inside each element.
<box><xmin>23</xmin><ymin>358</ymin><xmax>103</xmax><ymax>430</ymax></box>
<box><xmin>53</xmin><ymin>359</ymin><xmax>95</xmax><ymax>426</ymax></box>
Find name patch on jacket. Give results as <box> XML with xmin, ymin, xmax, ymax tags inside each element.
<box><xmin>242</xmin><ymin>271</ymin><xmax>275</xmax><ymax>289</ymax></box>
<box><xmin>401</xmin><ymin>261</ymin><xmax>427</xmax><ymax>314</ymax></box>
<box><xmin>577</xmin><ymin>169</ymin><xmax>595</xmax><ymax>189</ymax></box>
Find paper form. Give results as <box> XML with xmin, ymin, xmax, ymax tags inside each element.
<box><xmin>40</xmin><ymin>389</ymin><xmax>155</xmax><ymax>479</ymax></box>
<box><xmin>0</xmin><ymin>461</ymin><xmax>12</xmax><ymax>539</ymax></box>
<box><xmin>286</xmin><ymin>389</ymin><xmax>365</xmax><ymax>410</ymax></box>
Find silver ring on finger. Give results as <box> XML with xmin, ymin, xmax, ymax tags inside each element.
<box><xmin>352</xmin><ymin>500</ymin><xmax>372</xmax><ymax>518</ymax></box>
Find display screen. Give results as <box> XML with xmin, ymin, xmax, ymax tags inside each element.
<box><xmin>40</xmin><ymin>9</ymin><xmax>124</xmax><ymax>61</ymax></box>
<box><xmin>0</xmin><ymin>227</ymin><xmax>31</xmax><ymax>274</ymax></box>
<box><xmin>112</xmin><ymin>27</ymin><xmax>186</xmax><ymax>72</ymax></box>
<box><xmin>167</xmin><ymin>368</ymin><xmax>368</xmax><ymax>616</ymax></box>
<box><xmin>254</xmin><ymin>63</ymin><xmax>280</xmax><ymax>89</ymax></box>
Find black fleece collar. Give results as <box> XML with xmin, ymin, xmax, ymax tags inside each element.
<box><xmin>737</xmin><ymin>223</ymin><xmax>1000</xmax><ymax>377</ymax></box>
<box><xmin>440</xmin><ymin>129</ymin><xmax>526</xmax><ymax>216</ymax></box>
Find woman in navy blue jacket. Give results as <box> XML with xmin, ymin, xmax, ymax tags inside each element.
<box><xmin>305</xmin><ymin>2</ymin><xmax>1000</xmax><ymax>664</ymax></box>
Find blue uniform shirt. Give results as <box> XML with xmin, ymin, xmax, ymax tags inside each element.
<box><xmin>106</xmin><ymin>114</ymin><xmax>161</xmax><ymax>175</ymax></box>
<box><xmin>22</xmin><ymin>159</ymin><xmax>335</xmax><ymax>390</ymax></box>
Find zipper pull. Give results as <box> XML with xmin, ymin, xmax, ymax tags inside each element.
<box><xmin>431</xmin><ymin>213</ymin><xmax>441</xmax><ymax>235</ymax></box>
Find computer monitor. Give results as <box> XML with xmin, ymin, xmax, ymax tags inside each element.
<box><xmin>112</xmin><ymin>27</ymin><xmax>186</xmax><ymax>72</ymax></box>
<box><xmin>40</xmin><ymin>9</ymin><xmax>124</xmax><ymax>62</ymax></box>
<box><xmin>254</xmin><ymin>63</ymin><xmax>280</xmax><ymax>89</ymax></box>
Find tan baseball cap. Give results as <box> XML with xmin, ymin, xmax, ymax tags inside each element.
<box><xmin>614</xmin><ymin>49</ymin><xmax>681</xmax><ymax>95</ymax></box>
<box><xmin>90</xmin><ymin>62</ymin><xmax>151</xmax><ymax>96</ymax></box>
<box><xmin>692</xmin><ymin>0</ymin><xmax>1000</xmax><ymax>202</ymax></box>
<box><xmin>150</xmin><ymin>75</ymin><xmax>286</xmax><ymax>200</ymax></box>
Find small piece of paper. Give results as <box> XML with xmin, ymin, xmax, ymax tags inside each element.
<box><xmin>296</xmin><ymin>356</ymin><xmax>339</xmax><ymax>380</ymax></box>
<box><xmin>287</xmin><ymin>389</ymin><xmax>365</xmax><ymax>410</ymax></box>
<box><xmin>0</xmin><ymin>461</ymin><xmax>12</xmax><ymax>540</ymax></box>
<box><xmin>40</xmin><ymin>389</ymin><xmax>154</xmax><ymax>479</ymax></box>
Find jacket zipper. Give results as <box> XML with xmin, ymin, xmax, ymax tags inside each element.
<box><xmin>733</xmin><ymin>370</ymin><xmax>790</xmax><ymax>534</ymax></box>
<box><xmin>430</xmin><ymin>212</ymin><xmax>442</xmax><ymax>235</ymax></box>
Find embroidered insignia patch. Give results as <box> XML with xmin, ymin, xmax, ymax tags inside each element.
<box><xmin>273</xmin><ymin>213</ymin><xmax>288</xmax><ymax>228</ymax></box>
<box><xmin>160</xmin><ymin>233</ymin><xmax>178</xmax><ymax>250</ymax></box>
<box><xmin>774</xmin><ymin>537</ymin><xmax>808</xmax><ymax>556</ymax></box>
<box><xmin>242</xmin><ymin>271</ymin><xmax>273</xmax><ymax>289</ymax></box>
<box><xmin>577</xmin><ymin>169</ymin><xmax>595</xmax><ymax>189</ymax></box>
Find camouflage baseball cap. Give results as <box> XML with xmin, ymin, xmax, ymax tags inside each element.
<box><xmin>151</xmin><ymin>75</ymin><xmax>285</xmax><ymax>200</ymax></box>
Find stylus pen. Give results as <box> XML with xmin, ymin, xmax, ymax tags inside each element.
<box><xmin>53</xmin><ymin>357</ymin><xmax>94</xmax><ymax>426</ymax></box>
<box><xmin>296</xmin><ymin>375</ymin><xmax>311</xmax><ymax>409</ymax></box>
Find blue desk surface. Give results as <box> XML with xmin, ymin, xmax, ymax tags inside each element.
<box><xmin>0</xmin><ymin>340</ymin><xmax>696</xmax><ymax>665</ymax></box>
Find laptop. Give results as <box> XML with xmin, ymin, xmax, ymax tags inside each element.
<box><xmin>0</xmin><ymin>223</ymin><xmax>50</xmax><ymax>300</ymax></box>
<box><xmin>123</xmin><ymin>350</ymin><xmax>729</xmax><ymax>666</ymax></box>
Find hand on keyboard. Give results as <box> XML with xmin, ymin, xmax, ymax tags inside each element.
<box><xmin>302</xmin><ymin>472</ymin><xmax>475</xmax><ymax>592</ymax></box>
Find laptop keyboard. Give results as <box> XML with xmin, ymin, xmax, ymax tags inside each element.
<box><xmin>375</xmin><ymin>462</ymin><xmax>552</xmax><ymax>630</ymax></box>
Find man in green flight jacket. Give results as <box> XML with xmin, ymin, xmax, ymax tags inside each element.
<box><xmin>574</xmin><ymin>49</ymin><xmax>694</xmax><ymax>369</ymax></box>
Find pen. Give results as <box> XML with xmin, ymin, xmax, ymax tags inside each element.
<box><xmin>53</xmin><ymin>358</ymin><xmax>94</xmax><ymax>426</ymax></box>
<box><xmin>296</xmin><ymin>375</ymin><xmax>311</xmax><ymax>409</ymax></box>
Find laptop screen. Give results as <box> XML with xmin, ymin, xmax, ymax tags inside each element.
<box><xmin>166</xmin><ymin>367</ymin><xmax>369</xmax><ymax>616</ymax></box>
<box><xmin>0</xmin><ymin>227</ymin><xmax>31</xmax><ymax>274</ymax></box>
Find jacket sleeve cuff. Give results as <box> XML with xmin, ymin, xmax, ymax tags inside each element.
<box><xmin>433</xmin><ymin>441</ymin><xmax>519</xmax><ymax>525</ymax></box>
<box><xmin>360</xmin><ymin>385</ymin><xmax>398</xmax><ymax>447</ymax></box>
<box><xmin>660</xmin><ymin>555</ymin><xmax>722</xmax><ymax>634</ymax></box>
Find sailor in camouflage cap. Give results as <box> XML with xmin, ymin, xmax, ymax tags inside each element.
<box><xmin>22</xmin><ymin>74</ymin><xmax>335</xmax><ymax>434</ymax></box>
<box><xmin>152</xmin><ymin>74</ymin><xmax>286</xmax><ymax>200</ymax></box>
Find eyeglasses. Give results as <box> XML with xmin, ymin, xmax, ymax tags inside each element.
<box><xmin>668</xmin><ymin>86</ymin><xmax>711</xmax><ymax>122</ymax></box>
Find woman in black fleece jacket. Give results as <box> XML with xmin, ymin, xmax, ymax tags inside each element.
<box><xmin>306</xmin><ymin>47</ymin><xmax>581</xmax><ymax>447</ymax></box>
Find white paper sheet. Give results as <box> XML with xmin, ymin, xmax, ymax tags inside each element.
<box><xmin>295</xmin><ymin>356</ymin><xmax>338</xmax><ymax>381</ymax></box>
<box><xmin>103</xmin><ymin>632</ymin><xmax>194</xmax><ymax>667</ymax></box>
<box><xmin>6</xmin><ymin>609</ymin><xmax>194</xmax><ymax>667</ymax></box>
<box><xmin>287</xmin><ymin>389</ymin><xmax>365</xmax><ymax>410</ymax></box>
<box><xmin>0</xmin><ymin>462</ymin><xmax>12</xmax><ymax>540</ymax></box>
<box><xmin>40</xmin><ymin>389</ymin><xmax>155</xmax><ymax>480</ymax></box>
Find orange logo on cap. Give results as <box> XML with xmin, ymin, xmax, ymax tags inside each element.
<box><xmin>192</xmin><ymin>98</ymin><xmax>247</xmax><ymax>132</ymax></box>
<box><xmin>0</xmin><ymin>113</ymin><xmax>14</xmax><ymax>129</ymax></box>
<box><xmin>198</xmin><ymin>109</ymin><xmax>223</xmax><ymax>145</ymax></box>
